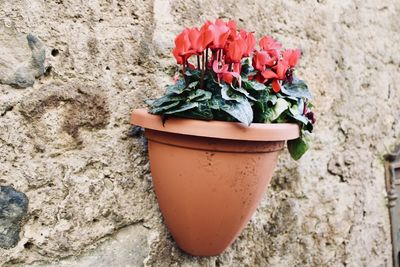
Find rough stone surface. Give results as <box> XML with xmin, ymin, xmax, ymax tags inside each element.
<box><xmin>30</xmin><ymin>224</ymin><xmax>150</xmax><ymax>267</ymax></box>
<box><xmin>0</xmin><ymin>186</ymin><xmax>28</xmax><ymax>249</ymax></box>
<box><xmin>0</xmin><ymin>22</ymin><xmax>46</xmax><ymax>88</ymax></box>
<box><xmin>0</xmin><ymin>0</ymin><xmax>399</xmax><ymax>266</ymax></box>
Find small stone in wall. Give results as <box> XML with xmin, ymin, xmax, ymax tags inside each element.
<box><xmin>0</xmin><ymin>186</ymin><xmax>29</xmax><ymax>249</ymax></box>
<box><xmin>0</xmin><ymin>22</ymin><xmax>46</xmax><ymax>88</ymax></box>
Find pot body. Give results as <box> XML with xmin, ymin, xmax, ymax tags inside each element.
<box><xmin>131</xmin><ymin>109</ymin><xmax>299</xmax><ymax>256</ymax></box>
<box><xmin>146</xmin><ymin>129</ymin><xmax>283</xmax><ymax>256</ymax></box>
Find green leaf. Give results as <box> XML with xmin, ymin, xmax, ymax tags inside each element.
<box><xmin>297</xmin><ymin>98</ymin><xmax>305</xmax><ymax>113</ymax></box>
<box><xmin>164</xmin><ymin>102</ymin><xmax>198</xmax><ymax>114</ymax></box>
<box><xmin>271</xmin><ymin>98</ymin><xmax>289</xmax><ymax>121</ymax></box>
<box><xmin>187</xmin><ymin>89</ymin><xmax>212</xmax><ymax>101</ymax></box>
<box><xmin>150</xmin><ymin>94</ymin><xmax>184</xmax><ymax>107</ymax></box>
<box><xmin>204</xmin><ymin>81</ymin><xmax>218</xmax><ymax>93</ymax></box>
<box><xmin>289</xmin><ymin>104</ymin><xmax>309</xmax><ymax>125</ymax></box>
<box><xmin>209</xmin><ymin>97</ymin><xmax>221</xmax><ymax>110</ymax></box>
<box><xmin>173</xmin><ymin>102</ymin><xmax>214</xmax><ymax>120</ymax></box>
<box><xmin>243</xmin><ymin>80</ymin><xmax>267</xmax><ymax>91</ymax></box>
<box><xmin>221</xmin><ymin>84</ymin><xmax>245</xmax><ymax>102</ymax></box>
<box><xmin>240</xmin><ymin>60</ymin><xmax>254</xmax><ymax>76</ymax></box>
<box><xmin>166</xmin><ymin>79</ymin><xmax>187</xmax><ymax>94</ymax></box>
<box><xmin>255</xmin><ymin>103</ymin><xmax>274</xmax><ymax>123</ymax></box>
<box><xmin>281</xmin><ymin>79</ymin><xmax>312</xmax><ymax>100</ymax></box>
<box><xmin>275</xmin><ymin>111</ymin><xmax>289</xmax><ymax>123</ymax></box>
<box><xmin>188</xmin><ymin>81</ymin><xmax>199</xmax><ymax>89</ymax></box>
<box><xmin>221</xmin><ymin>83</ymin><xmax>257</xmax><ymax>102</ymax></box>
<box><xmin>304</xmin><ymin>121</ymin><xmax>314</xmax><ymax>132</ymax></box>
<box><xmin>287</xmin><ymin>137</ymin><xmax>309</xmax><ymax>160</ymax></box>
<box><xmin>150</xmin><ymin>101</ymin><xmax>180</xmax><ymax>114</ymax></box>
<box><xmin>145</xmin><ymin>99</ymin><xmax>155</xmax><ymax>106</ymax></box>
<box><xmin>289</xmin><ymin>113</ymin><xmax>310</xmax><ymax>125</ymax></box>
<box><xmin>185</xmin><ymin>69</ymin><xmax>201</xmax><ymax>77</ymax></box>
<box><xmin>253</xmin><ymin>83</ymin><xmax>268</xmax><ymax>91</ymax></box>
<box><xmin>231</xmin><ymin>86</ymin><xmax>257</xmax><ymax>101</ymax></box>
<box><xmin>266</xmin><ymin>94</ymin><xmax>278</xmax><ymax>105</ymax></box>
<box><xmin>220</xmin><ymin>98</ymin><xmax>253</xmax><ymax>126</ymax></box>
<box><xmin>282</xmin><ymin>95</ymin><xmax>300</xmax><ymax>102</ymax></box>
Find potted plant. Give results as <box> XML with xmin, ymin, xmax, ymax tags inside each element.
<box><xmin>131</xmin><ymin>19</ymin><xmax>315</xmax><ymax>256</ymax></box>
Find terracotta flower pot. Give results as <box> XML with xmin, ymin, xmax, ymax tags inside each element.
<box><xmin>131</xmin><ymin>109</ymin><xmax>299</xmax><ymax>256</ymax></box>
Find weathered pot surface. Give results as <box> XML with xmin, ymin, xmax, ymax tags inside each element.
<box><xmin>131</xmin><ymin>108</ymin><xmax>299</xmax><ymax>256</ymax></box>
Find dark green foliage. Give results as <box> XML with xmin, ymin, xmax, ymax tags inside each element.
<box><xmin>148</xmin><ymin>67</ymin><xmax>314</xmax><ymax>160</ymax></box>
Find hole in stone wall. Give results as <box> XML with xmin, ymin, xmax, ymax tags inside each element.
<box><xmin>44</xmin><ymin>66</ymin><xmax>52</xmax><ymax>76</ymax></box>
<box><xmin>215</xmin><ymin>258</ymin><xmax>222</xmax><ymax>267</ymax></box>
<box><xmin>51</xmin><ymin>49</ymin><xmax>59</xmax><ymax>57</ymax></box>
<box><xmin>24</xmin><ymin>241</ymin><xmax>33</xmax><ymax>249</ymax></box>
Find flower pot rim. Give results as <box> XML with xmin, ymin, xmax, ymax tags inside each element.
<box><xmin>131</xmin><ymin>108</ymin><xmax>300</xmax><ymax>141</ymax></box>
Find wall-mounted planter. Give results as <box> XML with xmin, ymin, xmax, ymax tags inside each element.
<box><xmin>131</xmin><ymin>108</ymin><xmax>299</xmax><ymax>256</ymax></box>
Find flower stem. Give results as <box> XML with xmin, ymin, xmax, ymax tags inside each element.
<box><xmin>182</xmin><ymin>61</ymin><xmax>188</xmax><ymax>86</ymax></box>
<box><xmin>197</xmin><ymin>55</ymin><xmax>201</xmax><ymax>70</ymax></box>
<box><xmin>201</xmin><ymin>52</ymin><xmax>205</xmax><ymax>89</ymax></box>
<box><xmin>205</xmin><ymin>49</ymin><xmax>209</xmax><ymax>69</ymax></box>
<box><xmin>212</xmin><ymin>49</ymin><xmax>217</xmax><ymax>63</ymax></box>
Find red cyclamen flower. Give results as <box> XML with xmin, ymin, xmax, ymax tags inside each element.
<box><xmin>259</xmin><ymin>35</ymin><xmax>282</xmax><ymax>50</ymax></box>
<box><xmin>252</xmin><ymin>50</ymin><xmax>275</xmax><ymax>71</ymax></box>
<box><xmin>225</xmin><ymin>37</ymin><xmax>246</xmax><ymax>63</ymax></box>
<box><xmin>172</xmin><ymin>28</ymin><xmax>195</xmax><ymax>64</ymax></box>
<box><xmin>227</xmin><ymin>20</ymin><xmax>237</xmax><ymax>39</ymax></box>
<box><xmin>212</xmin><ymin>61</ymin><xmax>241</xmax><ymax>86</ymax></box>
<box><xmin>259</xmin><ymin>68</ymin><xmax>282</xmax><ymax>93</ymax></box>
<box><xmin>282</xmin><ymin>49</ymin><xmax>301</xmax><ymax>68</ymax></box>
<box><xmin>209</xmin><ymin>19</ymin><xmax>230</xmax><ymax>49</ymax></box>
<box><xmin>171</xmin><ymin>19</ymin><xmax>301</xmax><ymax>95</ymax></box>
<box><xmin>259</xmin><ymin>35</ymin><xmax>282</xmax><ymax>60</ymax></box>
<box><xmin>240</xmin><ymin>30</ymin><xmax>256</xmax><ymax>57</ymax></box>
<box><xmin>188</xmin><ymin>26</ymin><xmax>213</xmax><ymax>53</ymax></box>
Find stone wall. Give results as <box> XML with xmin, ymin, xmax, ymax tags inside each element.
<box><xmin>0</xmin><ymin>0</ymin><xmax>399</xmax><ymax>266</ymax></box>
